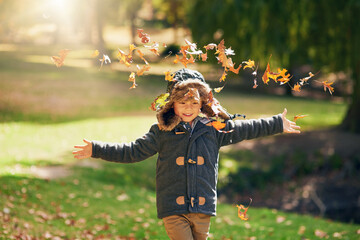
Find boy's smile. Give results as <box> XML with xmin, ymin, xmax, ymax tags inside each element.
<box><xmin>173</xmin><ymin>99</ymin><xmax>202</xmax><ymax>124</ymax></box>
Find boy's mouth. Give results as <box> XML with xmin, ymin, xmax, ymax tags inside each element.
<box><xmin>183</xmin><ymin>113</ymin><xmax>193</xmax><ymax>117</ymax></box>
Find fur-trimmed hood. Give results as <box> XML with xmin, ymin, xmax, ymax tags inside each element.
<box><xmin>156</xmin><ymin>69</ymin><xmax>230</xmax><ymax>131</ymax></box>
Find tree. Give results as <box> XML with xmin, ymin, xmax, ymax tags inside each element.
<box><xmin>188</xmin><ymin>0</ymin><xmax>360</xmax><ymax>133</ymax></box>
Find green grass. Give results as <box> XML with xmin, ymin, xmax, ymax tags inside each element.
<box><xmin>1</xmin><ymin>44</ymin><xmax>357</xmax><ymax>239</ymax></box>
<box><xmin>1</xmin><ymin>117</ymin><xmax>359</xmax><ymax>239</ymax></box>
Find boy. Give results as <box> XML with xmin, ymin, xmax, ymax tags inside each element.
<box><xmin>73</xmin><ymin>68</ymin><xmax>300</xmax><ymax>240</ymax></box>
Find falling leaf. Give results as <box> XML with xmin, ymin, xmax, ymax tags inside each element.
<box><xmin>211</xmin><ymin>121</ymin><xmax>226</xmax><ymax>130</ymax></box>
<box><xmin>262</xmin><ymin>63</ymin><xmax>271</xmax><ymax>84</ymax></box>
<box><xmin>51</xmin><ymin>49</ymin><xmax>70</xmax><ymax>68</ymax></box>
<box><xmin>164</xmin><ymin>71</ymin><xmax>175</xmax><ymax>81</ymax></box>
<box><xmin>214</xmin><ymin>86</ymin><xmax>225</xmax><ymax>93</ymax></box>
<box><xmin>201</xmin><ymin>52</ymin><xmax>208</xmax><ymax>61</ymax></box>
<box><xmin>204</xmin><ymin>43</ymin><xmax>217</xmax><ymax>50</ymax></box>
<box><xmin>321</xmin><ymin>80</ymin><xmax>334</xmax><ymax>95</ymax></box>
<box><xmin>117</xmin><ymin>45</ymin><xmax>136</xmax><ymax>67</ymax></box>
<box><xmin>236</xmin><ymin>198</ymin><xmax>252</xmax><ymax>221</ymax></box>
<box><xmin>174</xmin><ymin>45</ymin><xmax>196</xmax><ymax>68</ymax></box>
<box><xmin>225</xmin><ymin>47</ymin><xmax>235</xmax><ymax>56</ymax></box>
<box><xmin>299</xmin><ymin>72</ymin><xmax>315</xmax><ymax>85</ymax></box>
<box><xmin>137</xmin><ymin>29</ymin><xmax>150</xmax><ymax>43</ymax></box>
<box><xmin>219</xmin><ymin>70</ymin><xmax>227</xmax><ymax>82</ymax></box>
<box><xmin>137</xmin><ymin>49</ymin><xmax>148</xmax><ymax>65</ymax></box>
<box><xmin>275</xmin><ymin>68</ymin><xmax>292</xmax><ymax>85</ymax></box>
<box><xmin>91</xmin><ymin>50</ymin><xmax>99</xmax><ymax>58</ymax></box>
<box><xmin>292</xmin><ymin>83</ymin><xmax>302</xmax><ymax>92</ymax></box>
<box><xmin>136</xmin><ymin>64</ymin><xmax>151</xmax><ymax>76</ymax></box>
<box><xmin>128</xmin><ymin>72</ymin><xmax>137</xmax><ymax>89</ymax></box>
<box><xmin>243</xmin><ymin>59</ymin><xmax>255</xmax><ymax>70</ymax></box>
<box><xmin>253</xmin><ymin>79</ymin><xmax>258</xmax><ymax>89</ymax></box>
<box><xmin>144</xmin><ymin>42</ymin><xmax>160</xmax><ymax>56</ymax></box>
<box><xmin>293</xmin><ymin>114</ymin><xmax>308</xmax><ymax>122</ymax></box>
<box><xmin>99</xmin><ymin>54</ymin><xmax>111</xmax><ymax>70</ymax></box>
<box><xmin>150</xmin><ymin>93</ymin><xmax>170</xmax><ymax>111</ymax></box>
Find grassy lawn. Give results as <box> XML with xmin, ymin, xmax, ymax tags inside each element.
<box><xmin>1</xmin><ymin>44</ymin><xmax>358</xmax><ymax>239</ymax></box>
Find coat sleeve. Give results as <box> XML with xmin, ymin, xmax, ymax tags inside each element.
<box><xmin>91</xmin><ymin>124</ymin><xmax>160</xmax><ymax>163</ymax></box>
<box><xmin>217</xmin><ymin>114</ymin><xmax>283</xmax><ymax>147</ymax></box>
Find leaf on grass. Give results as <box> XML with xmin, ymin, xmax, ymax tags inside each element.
<box><xmin>315</xmin><ymin>229</ymin><xmax>328</xmax><ymax>238</ymax></box>
<box><xmin>236</xmin><ymin>198</ymin><xmax>252</xmax><ymax>221</ymax></box>
<box><xmin>51</xmin><ymin>49</ymin><xmax>70</xmax><ymax>68</ymax></box>
<box><xmin>276</xmin><ymin>215</ymin><xmax>286</xmax><ymax>223</ymax></box>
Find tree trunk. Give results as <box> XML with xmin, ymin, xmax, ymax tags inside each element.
<box><xmin>95</xmin><ymin>0</ymin><xmax>105</xmax><ymax>53</ymax></box>
<box><xmin>340</xmin><ymin>71</ymin><xmax>360</xmax><ymax>133</ymax></box>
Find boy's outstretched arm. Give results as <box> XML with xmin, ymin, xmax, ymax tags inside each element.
<box><xmin>281</xmin><ymin>108</ymin><xmax>301</xmax><ymax>134</ymax></box>
<box><xmin>73</xmin><ymin>139</ymin><xmax>92</xmax><ymax>159</ymax></box>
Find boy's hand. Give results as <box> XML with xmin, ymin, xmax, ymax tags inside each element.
<box><xmin>73</xmin><ymin>139</ymin><xmax>92</xmax><ymax>159</ymax></box>
<box><xmin>281</xmin><ymin>108</ymin><xmax>301</xmax><ymax>134</ymax></box>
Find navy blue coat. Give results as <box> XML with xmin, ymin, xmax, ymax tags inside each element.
<box><xmin>92</xmin><ymin>115</ymin><xmax>283</xmax><ymax>219</ymax></box>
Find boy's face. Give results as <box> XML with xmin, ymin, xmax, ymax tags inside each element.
<box><xmin>173</xmin><ymin>99</ymin><xmax>202</xmax><ymax>124</ymax></box>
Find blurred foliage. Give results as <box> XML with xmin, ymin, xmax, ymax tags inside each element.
<box><xmin>188</xmin><ymin>0</ymin><xmax>360</xmax><ymax>132</ymax></box>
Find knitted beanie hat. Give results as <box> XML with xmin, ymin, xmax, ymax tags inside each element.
<box><xmin>156</xmin><ymin>68</ymin><xmax>231</xmax><ymax>131</ymax></box>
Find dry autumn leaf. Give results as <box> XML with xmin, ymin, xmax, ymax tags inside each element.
<box><xmin>164</xmin><ymin>71</ymin><xmax>175</xmax><ymax>81</ymax></box>
<box><xmin>299</xmin><ymin>72</ymin><xmax>315</xmax><ymax>85</ymax></box>
<box><xmin>144</xmin><ymin>42</ymin><xmax>160</xmax><ymax>56</ymax></box>
<box><xmin>293</xmin><ymin>114</ymin><xmax>308</xmax><ymax>122</ymax></box>
<box><xmin>236</xmin><ymin>198</ymin><xmax>252</xmax><ymax>221</ymax></box>
<box><xmin>214</xmin><ymin>86</ymin><xmax>225</xmax><ymax>93</ymax></box>
<box><xmin>91</xmin><ymin>49</ymin><xmax>99</xmax><ymax>58</ymax></box>
<box><xmin>242</xmin><ymin>59</ymin><xmax>255</xmax><ymax>70</ymax></box>
<box><xmin>136</xmin><ymin>64</ymin><xmax>151</xmax><ymax>76</ymax></box>
<box><xmin>51</xmin><ymin>49</ymin><xmax>70</xmax><ymax>68</ymax></box>
<box><xmin>137</xmin><ymin>29</ymin><xmax>150</xmax><ymax>43</ymax></box>
<box><xmin>321</xmin><ymin>80</ymin><xmax>334</xmax><ymax>95</ymax></box>
<box><xmin>99</xmin><ymin>54</ymin><xmax>111</xmax><ymax>70</ymax></box>
<box><xmin>292</xmin><ymin>83</ymin><xmax>302</xmax><ymax>92</ymax></box>
<box><xmin>211</xmin><ymin>121</ymin><xmax>226</xmax><ymax>130</ymax></box>
<box><xmin>128</xmin><ymin>72</ymin><xmax>137</xmax><ymax>89</ymax></box>
<box><xmin>262</xmin><ymin>63</ymin><xmax>271</xmax><ymax>84</ymax></box>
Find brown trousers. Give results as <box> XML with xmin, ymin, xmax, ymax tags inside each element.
<box><xmin>163</xmin><ymin>213</ymin><xmax>211</xmax><ymax>240</ymax></box>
